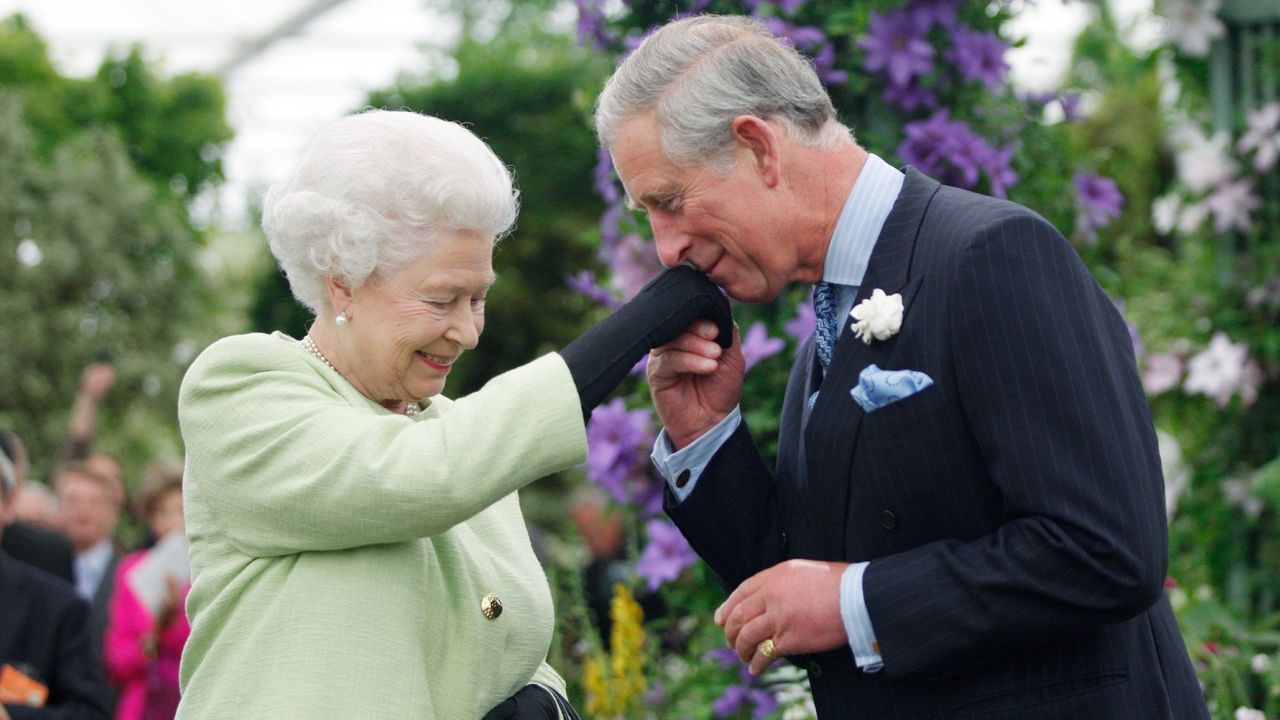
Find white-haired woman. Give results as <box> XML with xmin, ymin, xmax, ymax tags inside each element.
<box><xmin>175</xmin><ymin>110</ymin><xmax>731</xmax><ymax>720</ymax></box>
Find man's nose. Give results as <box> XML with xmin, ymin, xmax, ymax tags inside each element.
<box><xmin>651</xmin><ymin>218</ymin><xmax>689</xmax><ymax>268</ymax></box>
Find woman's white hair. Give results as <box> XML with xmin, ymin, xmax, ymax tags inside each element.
<box><xmin>262</xmin><ymin>110</ymin><xmax>519</xmax><ymax>316</ymax></box>
<box><xmin>595</xmin><ymin>14</ymin><xmax>852</xmax><ymax>174</ymax></box>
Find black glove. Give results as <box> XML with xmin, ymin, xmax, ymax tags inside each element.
<box><xmin>560</xmin><ymin>265</ymin><xmax>734</xmax><ymax>416</ymax></box>
<box><xmin>482</xmin><ymin>684</ymin><xmax>581</xmax><ymax>720</ymax></box>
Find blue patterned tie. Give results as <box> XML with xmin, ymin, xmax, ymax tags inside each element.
<box><xmin>812</xmin><ymin>281</ymin><xmax>840</xmax><ymax>370</ymax></box>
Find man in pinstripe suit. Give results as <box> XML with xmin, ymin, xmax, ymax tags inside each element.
<box><xmin>596</xmin><ymin>15</ymin><xmax>1208</xmax><ymax>719</ymax></box>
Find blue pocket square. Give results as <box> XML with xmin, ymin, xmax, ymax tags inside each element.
<box><xmin>850</xmin><ymin>364</ymin><xmax>934</xmax><ymax>413</ymax></box>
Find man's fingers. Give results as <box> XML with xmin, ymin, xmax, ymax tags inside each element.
<box><xmin>715</xmin><ymin>567</ymin><xmax>769</xmax><ymax>626</ymax></box>
<box><xmin>648</xmin><ymin>347</ymin><xmax>720</xmax><ymax>379</ymax></box>
<box><xmin>733</xmin><ymin>611</ymin><xmax>775</xmax><ymax>664</ymax></box>
<box><xmin>748</xmin><ymin>647</ymin><xmax>781</xmax><ymax>677</ymax></box>
<box><xmin>651</xmin><ymin>328</ymin><xmax>724</xmax><ymax>359</ymax></box>
<box><xmin>722</xmin><ymin>592</ymin><xmax>766</xmax><ymax>652</ymax></box>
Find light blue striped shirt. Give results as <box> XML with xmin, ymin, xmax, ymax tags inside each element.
<box><xmin>650</xmin><ymin>153</ymin><xmax>904</xmax><ymax>673</ymax></box>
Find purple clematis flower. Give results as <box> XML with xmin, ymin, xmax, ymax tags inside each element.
<box><xmin>1074</xmin><ymin>172</ymin><xmax>1124</xmax><ymax>240</ymax></box>
<box><xmin>945</xmin><ymin>27</ymin><xmax>1010</xmax><ymax>89</ymax></box>
<box><xmin>761</xmin><ymin>17</ymin><xmax>827</xmax><ymax>48</ymax></box>
<box><xmin>883</xmin><ymin>79</ymin><xmax>939</xmax><ymax>112</ymax></box>
<box><xmin>899</xmin><ymin>111</ymin><xmax>1014</xmax><ymax>196</ymax></box>
<box><xmin>909</xmin><ymin>0</ymin><xmax>962</xmax><ymax>29</ymax></box>
<box><xmin>599</xmin><ymin>201</ymin><xmax>625</xmax><ymax>251</ymax></box>
<box><xmin>784</xmin><ymin>299</ymin><xmax>817</xmax><ymax>344</ymax></box>
<box><xmin>573</xmin><ymin>0</ymin><xmax>611</xmax><ymax>50</ymax></box>
<box><xmin>708</xmin><ymin>648</ymin><xmax>782</xmax><ymax>719</ymax></box>
<box><xmin>812</xmin><ymin>44</ymin><xmax>849</xmax><ymax>85</ymax></box>
<box><xmin>586</xmin><ymin>398</ymin><xmax>655</xmax><ymax>505</ymax></box>
<box><xmin>566</xmin><ymin>270</ymin><xmax>619</xmax><ymax>309</ymax></box>
<box><xmin>744</xmin><ymin>0</ymin><xmax>806</xmax><ymax>14</ymax></box>
<box><xmin>593</xmin><ymin>147</ymin><xmax>620</xmax><ymax>204</ymax></box>
<box><xmin>608</xmin><ymin>232</ymin><xmax>663</xmax><ymax>301</ymax></box>
<box><xmin>1060</xmin><ymin>93</ymin><xmax>1083</xmax><ymax>122</ymax></box>
<box><xmin>741</xmin><ymin>322</ymin><xmax>786</xmax><ymax>373</ymax></box>
<box><xmin>859</xmin><ymin>9</ymin><xmax>935</xmax><ymax>88</ymax></box>
<box><xmin>636</xmin><ymin>519</ymin><xmax>697</xmax><ymax>590</ymax></box>
<box><xmin>983</xmin><ymin>145</ymin><xmax>1018</xmax><ymax>199</ymax></box>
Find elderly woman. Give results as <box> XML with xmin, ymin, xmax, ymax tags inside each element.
<box><xmin>175</xmin><ymin>110</ymin><xmax>729</xmax><ymax>720</ymax></box>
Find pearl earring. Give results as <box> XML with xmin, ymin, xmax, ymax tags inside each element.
<box><xmin>335</xmin><ymin>312</ymin><xmax>348</xmax><ymax>326</ymax></box>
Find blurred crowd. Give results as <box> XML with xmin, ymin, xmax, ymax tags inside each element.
<box><xmin>1</xmin><ymin>361</ymin><xmax>189</xmax><ymax>720</ymax></box>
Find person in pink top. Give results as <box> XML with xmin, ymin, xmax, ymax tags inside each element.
<box><xmin>103</xmin><ymin>464</ymin><xmax>189</xmax><ymax>720</ymax></box>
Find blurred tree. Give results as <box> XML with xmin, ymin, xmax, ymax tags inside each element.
<box><xmin>0</xmin><ymin>14</ymin><xmax>233</xmax><ymax>487</ymax></box>
<box><xmin>250</xmin><ymin>21</ymin><xmax>609</xmax><ymax>395</ymax></box>
<box><xmin>0</xmin><ymin>15</ymin><xmax>232</xmax><ymax>200</ymax></box>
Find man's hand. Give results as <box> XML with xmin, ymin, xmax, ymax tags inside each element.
<box><xmin>0</xmin><ymin>701</ymin><xmax>12</xmax><ymax>720</ymax></box>
<box><xmin>647</xmin><ymin>320</ymin><xmax>745</xmax><ymax>449</ymax></box>
<box><xmin>715</xmin><ymin>559</ymin><xmax>850</xmax><ymax>676</ymax></box>
<box><xmin>79</xmin><ymin>362</ymin><xmax>116</xmax><ymax>403</ymax></box>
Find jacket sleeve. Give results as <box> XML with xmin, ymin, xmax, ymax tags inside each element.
<box><xmin>862</xmin><ymin>212</ymin><xmax>1168</xmax><ymax>678</ymax></box>
<box><xmin>178</xmin><ymin>335</ymin><xmax>587</xmax><ymax>557</ymax></box>
<box><xmin>5</xmin><ymin>596</ymin><xmax>111</xmax><ymax>720</ymax></box>
<box><xmin>664</xmin><ymin>420</ymin><xmax>784</xmax><ymax>593</ymax></box>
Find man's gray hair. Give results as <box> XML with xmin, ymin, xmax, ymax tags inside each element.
<box><xmin>595</xmin><ymin>14</ymin><xmax>852</xmax><ymax>173</ymax></box>
<box><xmin>262</xmin><ymin>110</ymin><xmax>519</xmax><ymax>317</ymax></box>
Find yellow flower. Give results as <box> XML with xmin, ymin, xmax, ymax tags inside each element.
<box><xmin>584</xmin><ymin>583</ymin><xmax>647</xmax><ymax>717</ymax></box>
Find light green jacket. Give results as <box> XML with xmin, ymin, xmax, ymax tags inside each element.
<box><xmin>175</xmin><ymin>332</ymin><xmax>587</xmax><ymax>719</ymax></box>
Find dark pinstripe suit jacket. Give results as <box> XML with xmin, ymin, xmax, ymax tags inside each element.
<box><xmin>667</xmin><ymin>168</ymin><xmax>1208</xmax><ymax>718</ymax></box>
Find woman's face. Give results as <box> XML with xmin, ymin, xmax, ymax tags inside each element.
<box><xmin>338</xmin><ymin>230</ymin><xmax>495</xmax><ymax>405</ymax></box>
<box><xmin>148</xmin><ymin>487</ymin><xmax>184</xmax><ymax>539</ymax></box>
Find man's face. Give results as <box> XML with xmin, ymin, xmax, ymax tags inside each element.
<box><xmin>57</xmin><ymin>473</ymin><xmax>118</xmax><ymax>552</ymax></box>
<box><xmin>610</xmin><ymin>112</ymin><xmax>799</xmax><ymax>303</ymax></box>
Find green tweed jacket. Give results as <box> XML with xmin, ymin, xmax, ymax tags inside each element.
<box><xmin>175</xmin><ymin>332</ymin><xmax>587</xmax><ymax>719</ymax></box>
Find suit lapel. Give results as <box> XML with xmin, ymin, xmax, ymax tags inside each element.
<box><xmin>801</xmin><ymin>167</ymin><xmax>940</xmax><ymax>557</ymax></box>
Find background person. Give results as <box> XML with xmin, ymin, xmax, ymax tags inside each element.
<box><xmin>0</xmin><ymin>429</ymin><xmax>75</xmax><ymax>584</ymax></box>
<box><xmin>54</xmin><ymin>463</ymin><xmax>123</xmax><ymax>676</ymax></box>
<box><xmin>176</xmin><ymin>109</ymin><xmax>730</xmax><ymax>720</ymax></box>
<box><xmin>0</xmin><ymin>444</ymin><xmax>112</xmax><ymax>720</ymax></box>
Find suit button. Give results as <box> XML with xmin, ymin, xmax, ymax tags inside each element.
<box><xmin>481</xmin><ymin>592</ymin><xmax>503</xmax><ymax>619</ymax></box>
<box><xmin>808</xmin><ymin>660</ymin><xmax>824</xmax><ymax>679</ymax></box>
<box><xmin>879</xmin><ymin>510</ymin><xmax>897</xmax><ymax>530</ymax></box>
<box><xmin>675</xmin><ymin>469</ymin><xmax>691</xmax><ymax>489</ymax></box>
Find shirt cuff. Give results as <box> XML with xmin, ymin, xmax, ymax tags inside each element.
<box><xmin>649</xmin><ymin>406</ymin><xmax>742</xmax><ymax>504</ymax></box>
<box><xmin>840</xmin><ymin>561</ymin><xmax>884</xmax><ymax>672</ymax></box>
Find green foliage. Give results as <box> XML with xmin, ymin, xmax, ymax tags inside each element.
<box><xmin>1055</xmin><ymin>5</ymin><xmax>1280</xmax><ymax>717</ymax></box>
<box><xmin>0</xmin><ymin>16</ymin><xmax>233</xmax><ymax>490</ymax></box>
<box><xmin>0</xmin><ymin>14</ymin><xmax>232</xmax><ymax>198</ymax></box>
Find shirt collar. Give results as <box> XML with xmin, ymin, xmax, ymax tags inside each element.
<box><xmin>74</xmin><ymin>539</ymin><xmax>113</xmax><ymax>599</ymax></box>
<box><xmin>822</xmin><ymin>153</ymin><xmax>905</xmax><ymax>287</ymax></box>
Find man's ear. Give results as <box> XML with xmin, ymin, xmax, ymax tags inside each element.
<box><xmin>730</xmin><ymin>115</ymin><xmax>782</xmax><ymax>188</ymax></box>
<box><xmin>325</xmin><ymin>274</ymin><xmax>355</xmax><ymax>318</ymax></box>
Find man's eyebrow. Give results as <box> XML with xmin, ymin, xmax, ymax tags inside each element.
<box><xmin>627</xmin><ymin>187</ymin><xmax>676</xmax><ymax>212</ymax></box>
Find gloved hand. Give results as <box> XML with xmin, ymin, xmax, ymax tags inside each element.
<box><xmin>560</xmin><ymin>265</ymin><xmax>733</xmax><ymax>415</ymax></box>
<box><xmin>481</xmin><ymin>684</ymin><xmax>581</xmax><ymax>720</ymax></box>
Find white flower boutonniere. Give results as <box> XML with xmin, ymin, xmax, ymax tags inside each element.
<box><xmin>850</xmin><ymin>289</ymin><xmax>904</xmax><ymax>344</ymax></box>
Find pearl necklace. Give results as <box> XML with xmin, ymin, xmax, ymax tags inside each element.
<box><xmin>300</xmin><ymin>335</ymin><xmax>420</xmax><ymax>416</ymax></box>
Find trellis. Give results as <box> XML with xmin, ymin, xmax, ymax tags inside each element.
<box><xmin>1210</xmin><ymin>0</ymin><xmax>1279</xmax><ymax>280</ymax></box>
